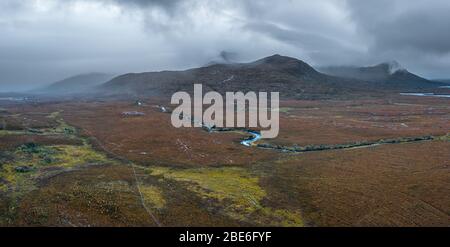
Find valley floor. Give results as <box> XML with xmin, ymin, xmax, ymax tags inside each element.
<box><xmin>0</xmin><ymin>95</ymin><xmax>449</xmax><ymax>226</ymax></box>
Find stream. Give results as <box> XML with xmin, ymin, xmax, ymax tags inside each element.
<box><xmin>160</xmin><ymin>106</ymin><xmax>446</xmax><ymax>152</ymax></box>
<box><xmin>240</xmin><ymin>130</ymin><xmax>262</xmax><ymax>147</ymax></box>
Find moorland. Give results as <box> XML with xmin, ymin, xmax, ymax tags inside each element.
<box><xmin>0</xmin><ymin>55</ymin><xmax>449</xmax><ymax>226</ymax></box>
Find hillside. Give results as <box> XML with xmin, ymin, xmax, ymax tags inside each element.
<box><xmin>320</xmin><ymin>62</ymin><xmax>445</xmax><ymax>90</ymax></box>
<box><xmin>99</xmin><ymin>55</ymin><xmax>374</xmax><ymax>99</ymax></box>
<box><xmin>40</xmin><ymin>73</ymin><xmax>115</xmax><ymax>94</ymax></box>
<box><xmin>434</xmin><ymin>79</ymin><xmax>450</xmax><ymax>84</ymax></box>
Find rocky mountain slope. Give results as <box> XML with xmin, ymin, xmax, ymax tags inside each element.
<box><xmin>39</xmin><ymin>73</ymin><xmax>115</xmax><ymax>94</ymax></box>
<box><xmin>320</xmin><ymin>61</ymin><xmax>445</xmax><ymax>90</ymax></box>
<box><xmin>99</xmin><ymin>55</ymin><xmax>373</xmax><ymax>99</ymax></box>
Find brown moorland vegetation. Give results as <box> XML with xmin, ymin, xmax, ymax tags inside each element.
<box><xmin>0</xmin><ymin>94</ymin><xmax>449</xmax><ymax>226</ymax></box>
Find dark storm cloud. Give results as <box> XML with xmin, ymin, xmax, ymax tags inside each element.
<box><xmin>1</xmin><ymin>0</ymin><xmax>450</xmax><ymax>92</ymax></box>
<box><xmin>96</xmin><ymin>0</ymin><xmax>182</xmax><ymax>12</ymax></box>
<box><xmin>374</xmin><ymin>9</ymin><xmax>450</xmax><ymax>54</ymax></box>
<box><xmin>347</xmin><ymin>0</ymin><xmax>450</xmax><ymax>54</ymax></box>
<box><xmin>242</xmin><ymin>20</ymin><xmax>363</xmax><ymax>65</ymax></box>
<box><xmin>343</xmin><ymin>0</ymin><xmax>450</xmax><ymax>77</ymax></box>
<box><xmin>109</xmin><ymin>0</ymin><xmax>179</xmax><ymax>6</ymax></box>
<box><xmin>244</xmin><ymin>22</ymin><xmax>342</xmax><ymax>52</ymax></box>
<box><xmin>0</xmin><ymin>0</ymin><xmax>181</xmax><ymax>11</ymax></box>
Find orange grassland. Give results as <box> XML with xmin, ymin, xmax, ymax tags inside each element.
<box><xmin>0</xmin><ymin>95</ymin><xmax>449</xmax><ymax>226</ymax></box>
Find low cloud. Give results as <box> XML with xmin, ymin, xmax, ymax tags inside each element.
<box><xmin>1</xmin><ymin>0</ymin><xmax>449</xmax><ymax>91</ymax></box>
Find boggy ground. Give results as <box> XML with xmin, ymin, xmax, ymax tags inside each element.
<box><xmin>270</xmin><ymin>96</ymin><xmax>450</xmax><ymax>147</ymax></box>
<box><xmin>0</xmin><ymin>95</ymin><xmax>449</xmax><ymax>226</ymax></box>
<box><xmin>0</xmin><ymin>104</ymin><xmax>300</xmax><ymax>226</ymax></box>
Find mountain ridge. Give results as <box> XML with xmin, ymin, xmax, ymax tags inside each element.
<box><xmin>37</xmin><ymin>73</ymin><xmax>115</xmax><ymax>94</ymax></box>
<box><xmin>319</xmin><ymin>62</ymin><xmax>444</xmax><ymax>90</ymax></box>
<box><xmin>99</xmin><ymin>54</ymin><xmax>375</xmax><ymax>99</ymax></box>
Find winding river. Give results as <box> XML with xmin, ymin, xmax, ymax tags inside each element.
<box><xmin>160</xmin><ymin>106</ymin><xmax>445</xmax><ymax>151</ymax></box>
<box><xmin>240</xmin><ymin>130</ymin><xmax>262</xmax><ymax>147</ymax></box>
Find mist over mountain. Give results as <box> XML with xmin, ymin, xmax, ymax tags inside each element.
<box><xmin>7</xmin><ymin>55</ymin><xmax>445</xmax><ymax>99</ymax></box>
<box><xmin>319</xmin><ymin>62</ymin><xmax>445</xmax><ymax>90</ymax></box>
<box><xmin>38</xmin><ymin>73</ymin><xmax>115</xmax><ymax>95</ymax></box>
<box><xmin>205</xmin><ymin>51</ymin><xmax>240</xmax><ymax>66</ymax></box>
<box><xmin>1</xmin><ymin>0</ymin><xmax>450</xmax><ymax>90</ymax></box>
<box><xmin>99</xmin><ymin>55</ymin><xmax>376</xmax><ymax>99</ymax></box>
<box><xmin>434</xmin><ymin>79</ymin><xmax>450</xmax><ymax>84</ymax></box>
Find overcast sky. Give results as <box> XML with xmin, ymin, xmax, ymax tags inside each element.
<box><xmin>1</xmin><ymin>0</ymin><xmax>450</xmax><ymax>91</ymax></box>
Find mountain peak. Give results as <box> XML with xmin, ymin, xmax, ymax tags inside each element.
<box><xmin>248</xmin><ymin>54</ymin><xmax>320</xmax><ymax>77</ymax></box>
<box><xmin>377</xmin><ymin>60</ymin><xmax>406</xmax><ymax>74</ymax></box>
<box><xmin>259</xmin><ymin>54</ymin><xmax>299</xmax><ymax>64</ymax></box>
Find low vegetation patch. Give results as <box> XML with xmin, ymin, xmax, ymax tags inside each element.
<box><xmin>0</xmin><ymin>130</ymin><xmax>27</xmax><ymax>136</ymax></box>
<box><xmin>140</xmin><ymin>185</ymin><xmax>166</xmax><ymax>210</ymax></box>
<box><xmin>148</xmin><ymin>166</ymin><xmax>303</xmax><ymax>226</ymax></box>
<box><xmin>0</xmin><ymin>142</ymin><xmax>111</xmax><ymax>190</ymax></box>
<box><xmin>50</xmin><ymin>145</ymin><xmax>109</xmax><ymax>168</ymax></box>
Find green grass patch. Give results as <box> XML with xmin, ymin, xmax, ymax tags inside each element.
<box><xmin>277</xmin><ymin>107</ymin><xmax>295</xmax><ymax>113</ymax></box>
<box><xmin>436</xmin><ymin>133</ymin><xmax>450</xmax><ymax>141</ymax></box>
<box><xmin>0</xmin><ymin>142</ymin><xmax>112</xmax><ymax>192</ymax></box>
<box><xmin>140</xmin><ymin>185</ymin><xmax>166</xmax><ymax>210</ymax></box>
<box><xmin>51</xmin><ymin>145</ymin><xmax>109</xmax><ymax>168</ymax></box>
<box><xmin>148</xmin><ymin>166</ymin><xmax>303</xmax><ymax>226</ymax></box>
<box><xmin>47</xmin><ymin>111</ymin><xmax>61</xmax><ymax>120</ymax></box>
<box><xmin>0</xmin><ymin>130</ymin><xmax>27</xmax><ymax>136</ymax></box>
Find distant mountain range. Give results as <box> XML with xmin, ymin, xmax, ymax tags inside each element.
<box><xmin>30</xmin><ymin>55</ymin><xmax>448</xmax><ymax>99</ymax></box>
<box><xmin>98</xmin><ymin>55</ymin><xmax>375</xmax><ymax>99</ymax></box>
<box><xmin>434</xmin><ymin>79</ymin><xmax>450</xmax><ymax>84</ymax></box>
<box><xmin>319</xmin><ymin>61</ymin><xmax>445</xmax><ymax>90</ymax></box>
<box><xmin>38</xmin><ymin>73</ymin><xmax>115</xmax><ymax>94</ymax></box>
